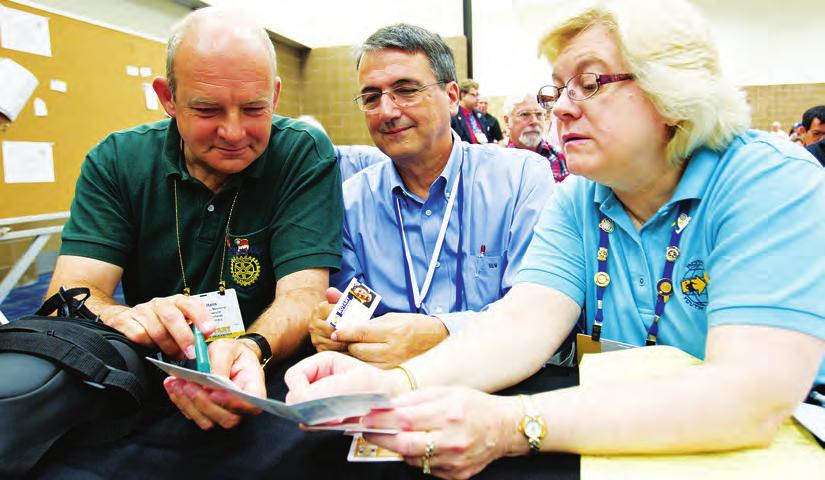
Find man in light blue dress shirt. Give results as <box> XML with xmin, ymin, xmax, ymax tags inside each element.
<box><xmin>309</xmin><ymin>24</ymin><xmax>555</xmax><ymax>368</ymax></box>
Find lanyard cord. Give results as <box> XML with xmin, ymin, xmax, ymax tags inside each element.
<box><xmin>394</xmin><ymin>165</ymin><xmax>464</xmax><ymax>313</ymax></box>
<box><xmin>173</xmin><ymin>179</ymin><xmax>239</xmax><ymax>296</ymax></box>
<box><xmin>591</xmin><ymin>201</ymin><xmax>692</xmax><ymax>345</ymax></box>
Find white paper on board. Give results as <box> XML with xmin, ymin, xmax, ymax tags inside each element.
<box><xmin>50</xmin><ymin>79</ymin><xmax>67</xmax><ymax>93</ymax></box>
<box><xmin>0</xmin><ymin>58</ymin><xmax>38</xmax><ymax>121</ymax></box>
<box><xmin>143</xmin><ymin>83</ymin><xmax>158</xmax><ymax>111</ymax></box>
<box><xmin>33</xmin><ymin>97</ymin><xmax>47</xmax><ymax>116</ymax></box>
<box><xmin>2</xmin><ymin>141</ymin><xmax>55</xmax><ymax>183</ymax></box>
<box><xmin>139</xmin><ymin>67</ymin><xmax>152</xmax><ymax>77</ymax></box>
<box><xmin>0</xmin><ymin>6</ymin><xmax>52</xmax><ymax>57</ymax></box>
<box><xmin>126</xmin><ymin>65</ymin><xmax>139</xmax><ymax>76</ymax></box>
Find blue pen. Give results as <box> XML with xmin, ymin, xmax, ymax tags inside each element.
<box><xmin>192</xmin><ymin>325</ymin><xmax>210</xmax><ymax>373</ymax></box>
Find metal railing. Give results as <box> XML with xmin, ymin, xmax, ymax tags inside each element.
<box><xmin>0</xmin><ymin>211</ymin><xmax>69</xmax><ymax>305</ymax></box>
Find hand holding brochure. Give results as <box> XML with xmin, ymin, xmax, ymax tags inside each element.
<box><xmin>147</xmin><ymin>357</ymin><xmax>393</xmax><ymax>429</ymax></box>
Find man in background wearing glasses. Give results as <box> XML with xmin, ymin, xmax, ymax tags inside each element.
<box><xmin>504</xmin><ymin>91</ymin><xmax>569</xmax><ymax>183</ymax></box>
<box><xmin>308</xmin><ymin>23</ymin><xmax>556</xmax><ymax>368</ymax></box>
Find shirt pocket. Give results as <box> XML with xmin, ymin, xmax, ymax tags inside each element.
<box><xmin>462</xmin><ymin>253</ymin><xmax>503</xmax><ymax>308</ymax></box>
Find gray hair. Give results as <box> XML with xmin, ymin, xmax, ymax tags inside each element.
<box><xmin>355</xmin><ymin>23</ymin><xmax>456</xmax><ymax>84</ymax></box>
<box><xmin>165</xmin><ymin>8</ymin><xmax>277</xmax><ymax>98</ymax></box>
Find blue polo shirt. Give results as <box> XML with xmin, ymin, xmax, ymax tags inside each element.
<box><xmin>333</xmin><ymin>132</ymin><xmax>554</xmax><ymax>333</ymax></box>
<box><xmin>517</xmin><ymin>130</ymin><xmax>825</xmax><ymax>383</ymax></box>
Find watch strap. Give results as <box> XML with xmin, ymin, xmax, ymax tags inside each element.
<box><xmin>238</xmin><ymin>333</ymin><xmax>273</xmax><ymax>368</ymax></box>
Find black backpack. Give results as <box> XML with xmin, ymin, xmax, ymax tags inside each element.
<box><xmin>0</xmin><ymin>287</ymin><xmax>166</xmax><ymax>477</ymax></box>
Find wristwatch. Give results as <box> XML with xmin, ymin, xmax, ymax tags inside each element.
<box><xmin>237</xmin><ymin>333</ymin><xmax>273</xmax><ymax>369</ymax></box>
<box><xmin>518</xmin><ymin>394</ymin><xmax>546</xmax><ymax>453</ymax></box>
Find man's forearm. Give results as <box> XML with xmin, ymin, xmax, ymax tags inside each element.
<box><xmin>246</xmin><ymin>269</ymin><xmax>328</xmax><ymax>364</ymax></box>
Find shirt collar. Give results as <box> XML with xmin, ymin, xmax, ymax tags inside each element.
<box><xmin>390</xmin><ymin>131</ymin><xmax>463</xmax><ymax>201</ymax></box>
<box><xmin>667</xmin><ymin>147</ymin><xmax>717</xmax><ymax>204</ymax></box>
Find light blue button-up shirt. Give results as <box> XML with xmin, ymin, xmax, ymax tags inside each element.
<box><xmin>517</xmin><ymin>130</ymin><xmax>825</xmax><ymax>383</ymax></box>
<box><xmin>333</xmin><ymin>132</ymin><xmax>554</xmax><ymax>333</ymax></box>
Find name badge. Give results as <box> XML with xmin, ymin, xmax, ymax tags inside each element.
<box><xmin>194</xmin><ymin>288</ymin><xmax>245</xmax><ymax>341</ymax></box>
<box><xmin>476</xmin><ymin>132</ymin><xmax>488</xmax><ymax>144</ymax></box>
<box><xmin>575</xmin><ymin>333</ymin><xmax>636</xmax><ymax>365</ymax></box>
<box><xmin>328</xmin><ymin>278</ymin><xmax>382</xmax><ymax>329</ymax></box>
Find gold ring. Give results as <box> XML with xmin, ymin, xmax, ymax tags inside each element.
<box><xmin>422</xmin><ymin>430</ymin><xmax>435</xmax><ymax>474</ymax></box>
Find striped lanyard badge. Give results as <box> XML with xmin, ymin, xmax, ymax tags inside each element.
<box><xmin>592</xmin><ymin>201</ymin><xmax>692</xmax><ymax>345</ymax></box>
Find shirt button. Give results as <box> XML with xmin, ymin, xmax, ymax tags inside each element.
<box><xmin>639</xmin><ymin>277</ymin><xmax>646</xmax><ymax>286</ymax></box>
<box><xmin>207</xmin><ymin>204</ymin><xmax>215</xmax><ymax>212</ymax></box>
<box><xmin>425</xmin><ymin>209</ymin><xmax>432</xmax><ymax>216</ymax></box>
<box><xmin>435</xmin><ymin>261</ymin><xmax>441</xmax><ymax>268</ymax></box>
<box><xmin>434</xmin><ymin>306</ymin><xmax>443</xmax><ymax>314</ymax></box>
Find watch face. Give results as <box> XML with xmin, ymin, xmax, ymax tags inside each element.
<box><xmin>525</xmin><ymin>419</ymin><xmax>543</xmax><ymax>437</ymax></box>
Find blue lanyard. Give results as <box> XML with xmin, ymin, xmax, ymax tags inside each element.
<box><xmin>592</xmin><ymin>201</ymin><xmax>692</xmax><ymax>345</ymax></box>
<box><xmin>393</xmin><ymin>168</ymin><xmax>465</xmax><ymax>314</ymax></box>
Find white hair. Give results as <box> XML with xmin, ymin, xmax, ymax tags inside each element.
<box><xmin>539</xmin><ymin>0</ymin><xmax>750</xmax><ymax>166</ymax></box>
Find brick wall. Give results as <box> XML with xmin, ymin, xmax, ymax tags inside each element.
<box><xmin>744</xmin><ymin>83</ymin><xmax>825</xmax><ymax>132</ymax></box>
<box><xmin>274</xmin><ymin>43</ymin><xmax>306</xmax><ymax>119</ymax></box>
<box><xmin>300</xmin><ymin>36</ymin><xmax>468</xmax><ymax>145</ymax></box>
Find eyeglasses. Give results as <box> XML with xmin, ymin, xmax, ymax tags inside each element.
<box><xmin>353</xmin><ymin>81</ymin><xmax>445</xmax><ymax>112</ymax></box>
<box><xmin>514</xmin><ymin>110</ymin><xmax>547</xmax><ymax>122</ymax></box>
<box><xmin>536</xmin><ymin>73</ymin><xmax>634</xmax><ymax>109</ymax></box>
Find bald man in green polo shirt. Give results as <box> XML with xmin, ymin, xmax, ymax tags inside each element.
<box><xmin>47</xmin><ymin>7</ymin><xmax>342</xmax><ymax>430</ymax></box>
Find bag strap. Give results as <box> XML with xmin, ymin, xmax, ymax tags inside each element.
<box><xmin>0</xmin><ymin>320</ymin><xmax>145</xmax><ymax>409</ymax></box>
<box><xmin>35</xmin><ymin>286</ymin><xmax>100</xmax><ymax>321</ymax></box>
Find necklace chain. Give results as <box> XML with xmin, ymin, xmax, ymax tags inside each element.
<box><xmin>173</xmin><ymin>179</ymin><xmax>239</xmax><ymax>295</ymax></box>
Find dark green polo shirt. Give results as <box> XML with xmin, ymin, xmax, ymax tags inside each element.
<box><xmin>61</xmin><ymin>116</ymin><xmax>343</xmax><ymax>325</ymax></box>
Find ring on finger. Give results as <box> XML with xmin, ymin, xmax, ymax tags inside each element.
<box><xmin>422</xmin><ymin>430</ymin><xmax>436</xmax><ymax>475</ymax></box>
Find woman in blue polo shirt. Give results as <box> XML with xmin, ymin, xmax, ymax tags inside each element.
<box><xmin>285</xmin><ymin>0</ymin><xmax>825</xmax><ymax>477</ymax></box>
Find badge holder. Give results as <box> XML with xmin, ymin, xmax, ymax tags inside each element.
<box><xmin>575</xmin><ymin>333</ymin><xmax>636</xmax><ymax>365</ymax></box>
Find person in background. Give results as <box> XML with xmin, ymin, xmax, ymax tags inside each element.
<box><xmin>799</xmin><ymin>105</ymin><xmax>825</xmax><ymax>147</ymax></box>
<box><xmin>450</xmin><ymin>79</ymin><xmax>488</xmax><ymax>144</ymax></box>
<box><xmin>286</xmin><ymin>1</ymin><xmax>825</xmax><ymax>478</ymax></box>
<box><xmin>504</xmin><ymin>91</ymin><xmax>569</xmax><ymax>182</ymax></box>
<box><xmin>768</xmin><ymin>120</ymin><xmax>789</xmax><ymax>140</ymax></box>
<box><xmin>477</xmin><ymin>95</ymin><xmax>504</xmax><ymax>144</ymax></box>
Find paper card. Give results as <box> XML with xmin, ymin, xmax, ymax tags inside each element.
<box><xmin>143</xmin><ymin>83</ymin><xmax>158</xmax><ymax>110</ymax></box>
<box><xmin>2</xmin><ymin>141</ymin><xmax>54</xmax><ymax>183</ymax></box>
<box><xmin>347</xmin><ymin>434</ymin><xmax>403</xmax><ymax>462</ymax></box>
<box><xmin>33</xmin><ymin>97</ymin><xmax>47</xmax><ymax>116</ymax></box>
<box><xmin>140</xmin><ymin>66</ymin><xmax>153</xmax><ymax>77</ymax></box>
<box><xmin>126</xmin><ymin>65</ymin><xmax>139</xmax><ymax>76</ymax></box>
<box><xmin>303</xmin><ymin>423</ymin><xmax>399</xmax><ymax>434</ymax></box>
<box><xmin>0</xmin><ymin>6</ymin><xmax>51</xmax><ymax>57</ymax></box>
<box><xmin>0</xmin><ymin>58</ymin><xmax>38</xmax><ymax>121</ymax></box>
<box><xmin>193</xmin><ymin>288</ymin><xmax>245</xmax><ymax>341</ymax></box>
<box><xmin>327</xmin><ymin>278</ymin><xmax>382</xmax><ymax>329</ymax></box>
<box><xmin>793</xmin><ymin>402</ymin><xmax>825</xmax><ymax>442</ymax></box>
<box><xmin>50</xmin><ymin>79</ymin><xmax>67</xmax><ymax>93</ymax></box>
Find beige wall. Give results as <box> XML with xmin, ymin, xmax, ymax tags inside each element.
<box><xmin>744</xmin><ymin>83</ymin><xmax>825</xmax><ymax>133</ymax></box>
<box><xmin>274</xmin><ymin>42</ymin><xmax>306</xmax><ymax>119</ymax></box>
